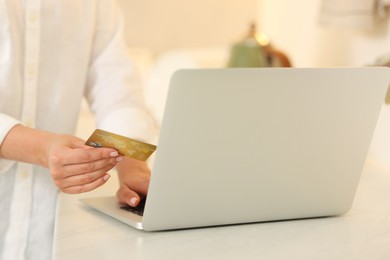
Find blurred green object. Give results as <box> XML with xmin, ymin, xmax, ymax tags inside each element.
<box><xmin>227</xmin><ymin>22</ymin><xmax>292</xmax><ymax>68</ymax></box>
<box><xmin>227</xmin><ymin>23</ymin><xmax>269</xmax><ymax>68</ymax></box>
<box><xmin>227</xmin><ymin>38</ymin><xmax>269</xmax><ymax>67</ymax></box>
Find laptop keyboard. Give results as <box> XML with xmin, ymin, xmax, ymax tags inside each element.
<box><xmin>120</xmin><ymin>199</ymin><xmax>146</xmax><ymax>216</ymax></box>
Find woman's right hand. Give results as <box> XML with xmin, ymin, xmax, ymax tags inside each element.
<box><xmin>46</xmin><ymin>134</ymin><xmax>123</xmax><ymax>194</ymax></box>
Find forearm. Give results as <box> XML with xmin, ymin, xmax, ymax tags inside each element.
<box><xmin>0</xmin><ymin>124</ymin><xmax>57</xmax><ymax>168</ymax></box>
<box><xmin>116</xmin><ymin>157</ymin><xmax>150</xmax><ymax>182</ymax></box>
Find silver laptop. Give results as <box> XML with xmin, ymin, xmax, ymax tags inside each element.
<box><xmin>81</xmin><ymin>67</ymin><xmax>389</xmax><ymax>231</ymax></box>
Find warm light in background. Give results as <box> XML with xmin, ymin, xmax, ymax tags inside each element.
<box><xmin>255</xmin><ymin>32</ymin><xmax>270</xmax><ymax>46</ymax></box>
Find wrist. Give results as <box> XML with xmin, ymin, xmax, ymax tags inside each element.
<box><xmin>116</xmin><ymin>158</ymin><xmax>150</xmax><ymax>180</ymax></box>
<box><xmin>0</xmin><ymin>125</ymin><xmax>59</xmax><ymax>168</ymax></box>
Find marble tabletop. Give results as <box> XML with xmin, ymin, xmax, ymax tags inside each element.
<box><xmin>52</xmin><ymin>159</ymin><xmax>390</xmax><ymax>260</ymax></box>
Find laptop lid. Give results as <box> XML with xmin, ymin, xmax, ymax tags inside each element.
<box><xmin>82</xmin><ymin>67</ymin><xmax>390</xmax><ymax>231</ymax></box>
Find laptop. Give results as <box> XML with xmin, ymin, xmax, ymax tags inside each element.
<box><xmin>81</xmin><ymin>67</ymin><xmax>390</xmax><ymax>231</ymax></box>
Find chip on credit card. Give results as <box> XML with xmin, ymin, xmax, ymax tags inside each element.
<box><xmin>85</xmin><ymin>129</ymin><xmax>157</xmax><ymax>161</ymax></box>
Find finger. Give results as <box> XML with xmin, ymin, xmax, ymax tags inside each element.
<box><xmin>61</xmin><ymin>174</ymin><xmax>111</xmax><ymax>194</ymax></box>
<box><xmin>62</xmin><ymin>156</ymin><xmax>118</xmax><ymax>177</ymax></box>
<box><xmin>57</xmin><ymin>162</ymin><xmax>116</xmax><ymax>189</ymax></box>
<box><xmin>51</xmin><ymin>155</ymin><xmax>119</xmax><ymax>183</ymax></box>
<box><xmin>51</xmin><ymin>147</ymin><xmax>120</xmax><ymax>166</ymax></box>
<box><xmin>116</xmin><ymin>185</ymin><xmax>141</xmax><ymax>207</ymax></box>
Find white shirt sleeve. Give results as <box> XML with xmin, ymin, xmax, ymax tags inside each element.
<box><xmin>0</xmin><ymin>113</ymin><xmax>21</xmax><ymax>174</ymax></box>
<box><xmin>85</xmin><ymin>1</ymin><xmax>157</xmax><ymax>143</ymax></box>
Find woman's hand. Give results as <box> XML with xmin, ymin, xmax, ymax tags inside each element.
<box><xmin>0</xmin><ymin>125</ymin><xmax>123</xmax><ymax>194</ymax></box>
<box><xmin>47</xmin><ymin>134</ymin><xmax>123</xmax><ymax>193</ymax></box>
<box><xmin>115</xmin><ymin>157</ymin><xmax>151</xmax><ymax>207</ymax></box>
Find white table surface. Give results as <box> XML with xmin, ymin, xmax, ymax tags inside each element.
<box><xmin>52</xmin><ymin>159</ymin><xmax>390</xmax><ymax>260</ymax></box>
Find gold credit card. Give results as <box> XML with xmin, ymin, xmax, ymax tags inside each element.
<box><xmin>85</xmin><ymin>129</ymin><xmax>157</xmax><ymax>161</ymax></box>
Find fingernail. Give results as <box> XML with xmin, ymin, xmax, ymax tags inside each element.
<box><xmin>109</xmin><ymin>151</ymin><xmax>119</xmax><ymax>157</ymax></box>
<box><xmin>103</xmin><ymin>174</ymin><xmax>111</xmax><ymax>182</ymax></box>
<box><xmin>115</xmin><ymin>156</ymin><xmax>124</xmax><ymax>162</ymax></box>
<box><xmin>130</xmin><ymin>197</ymin><xmax>138</xmax><ymax>206</ymax></box>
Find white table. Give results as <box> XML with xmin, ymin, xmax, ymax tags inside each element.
<box><xmin>53</xmin><ymin>160</ymin><xmax>390</xmax><ymax>260</ymax></box>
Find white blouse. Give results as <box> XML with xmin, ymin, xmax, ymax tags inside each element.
<box><xmin>0</xmin><ymin>0</ymin><xmax>156</xmax><ymax>259</ymax></box>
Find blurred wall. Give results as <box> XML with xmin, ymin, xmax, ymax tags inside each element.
<box><xmin>117</xmin><ymin>0</ymin><xmax>390</xmax><ymax>66</ymax></box>
<box><xmin>256</xmin><ymin>0</ymin><xmax>390</xmax><ymax>67</ymax></box>
<box><xmin>116</xmin><ymin>0</ymin><xmax>258</xmax><ymax>53</ymax></box>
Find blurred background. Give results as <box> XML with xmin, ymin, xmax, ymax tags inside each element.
<box><xmin>78</xmin><ymin>0</ymin><xmax>390</xmax><ymax>170</ymax></box>
<box><xmin>117</xmin><ymin>0</ymin><xmax>390</xmax><ymax>67</ymax></box>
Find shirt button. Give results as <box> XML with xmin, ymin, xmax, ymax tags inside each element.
<box><xmin>21</xmin><ymin>171</ymin><xmax>29</xmax><ymax>179</ymax></box>
<box><xmin>29</xmin><ymin>12</ymin><xmax>38</xmax><ymax>23</ymax></box>
<box><xmin>25</xmin><ymin>120</ymin><xmax>33</xmax><ymax>127</ymax></box>
<box><xmin>27</xmin><ymin>65</ymin><xmax>36</xmax><ymax>77</ymax></box>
